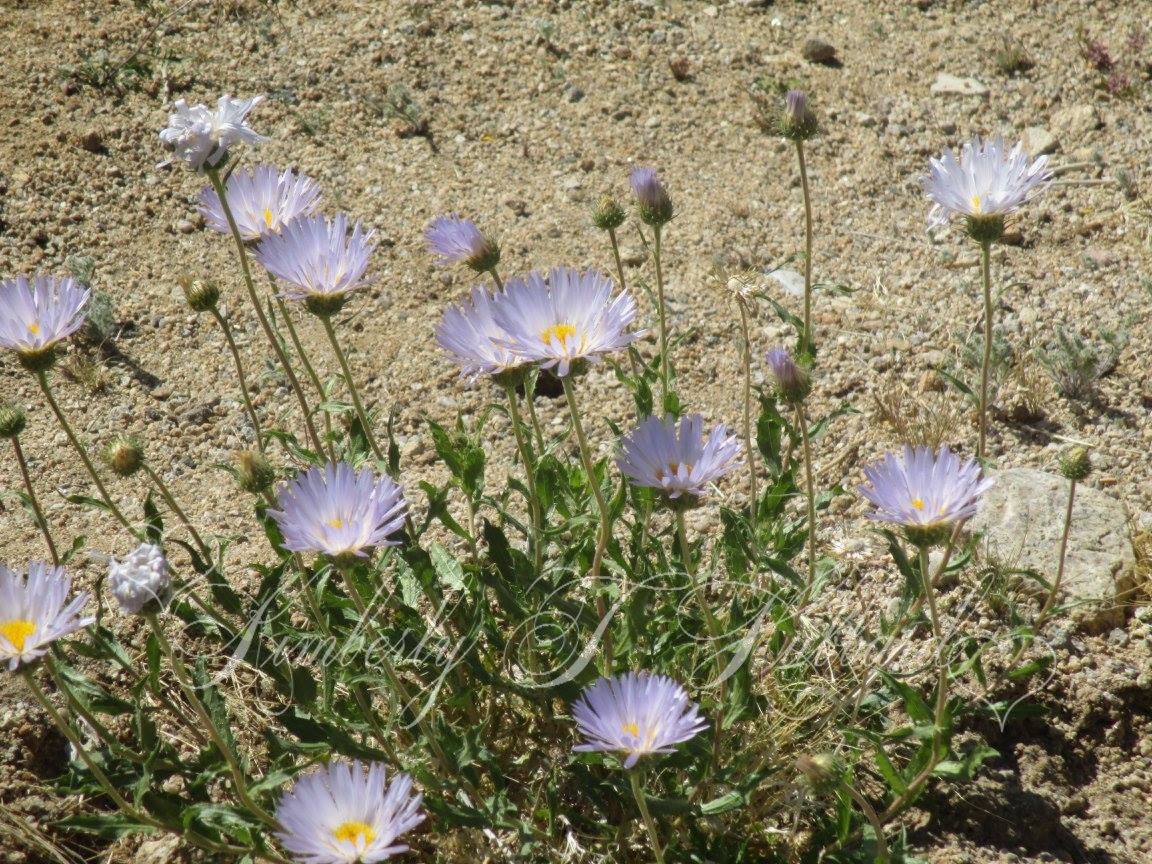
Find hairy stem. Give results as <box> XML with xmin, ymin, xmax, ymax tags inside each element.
<box><xmin>795</xmin><ymin>139</ymin><xmax>815</xmax><ymax>357</ymax></box>
<box><xmin>629</xmin><ymin>769</ymin><xmax>666</xmax><ymax>864</ymax></box>
<box><xmin>977</xmin><ymin>239</ymin><xmax>993</xmax><ymax>460</ymax></box>
<box><xmin>142</xmin><ymin>462</ymin><xmax>210</xmax><ymax>560</ymax></box>
<box><xmin>319</xmin><ymin>315</ymin><xmax>384</xmax><ymax>461</ymax></box>
<box><xmin>505</xmin><ymin>385</ymin><xmax>544</xmax><ymax>577</ymax></box>
<box><xmin>736</xmin><ymin>296</ymin><xmax>759</xmax><ymax>558</ymax></box>
<box><xmin>11</xmin><ymin>437</ymin><xmax>59</xmax><ymax>564</ymax></box>
<box><xmin>796</xmin><ymin>404</ymin><xmax>818</xmax><ymax>601</ymax></box>
<box><xmin>1038</xmin><ymin>477</ymin><xmax>1077</xmax><ymax>625</ymax></box>
<box><xmin>652</xmin><ymin>224</ymin><xmax>670</xmax><ymax>406</ymax></box>
<box><xmin>207</xmin><ymin>306</ymin><xmax>265</xmax><ymax>455</ymax></box>
<box><xmin>271</xmin><ymin>288</ymin><xmax>335</xmax><ymax>458</ymax></box>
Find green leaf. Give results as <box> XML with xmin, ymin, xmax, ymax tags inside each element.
<box><xmin>430</xmin><ymin>542</ymin><xmax>467</xmax><ymax>591</ymax></box>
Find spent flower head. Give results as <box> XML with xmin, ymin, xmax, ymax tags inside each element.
<box><xmin>104</xmin><ymin>436</ymin><xmax>144</xmax><ymax>477</ymax></box>
<box><xmin>572</xmin><ymin>671</ymin><xmax>708</xmax><ymax>769</ymax></box>
<box><xmin>274</xmin><ymin>759</ymin><xmax>424</xmax><ymax>864</ymax></box>
<box><xmin>629</xmin><ymin>166</ymin><xmax>674</xmax><ymax>226</ymax></box>
<box><xmin>616</xmin><ymin>414</ymin><xmax>742</xmax><ymax>505</ymax></box>
<box><xmin>492</xmin><ymin>267</ymin><xmax>639</xmax><ymax>377</ymax></box>
<box><xmin>158</xmin><ymin>94</ymin><xmax>266</xmax><ymax>171</ymax></box>
<box><xmin>108</xmin><ymin>543</ymin><xmax>171</xmax><ymax>615</ymax></box>
<box><xmin>923</xmin><ymin>135</ymin><xmax>1052</xmax><ymax>242</ymax></box>
<box><xmin>236</xmin><ymin>450</ymin><xmax>277</xmax><ymax>494</ymax></box>
<box><xmin>858</xmin><ymin>445</ymin><xmax>994</xmax><ymax>546</ymax></box>
<box><xmin>765</xmin><ymin>346</ymin><xmax>811</xmax><ymax>403</ymax></box>
<box><xmin>0</xmin><ymin>275</ymin><xmax>90</xmax><ymax>371</ymax></box>
<box><xmin>0</xmin><ymin>563</ymin><xmax>93</xmax><ymax>671</ymax></box>
<box><xmin>199</xmin><ymin>165</ymin><xmax>322</xmax><ymax>242</ymax></box>
<box><xmin>425</xmin><ymin>215</ymin><xmax>501</xmax><ymax>274</ymax></box>
<box><xmin>268</xmin><ymin>461</ymin><xmax>407</xmax><ymax>561</ymax></box>
<box><xmin>436</xmin><ymin>285</ymin><xmax>525</xmax><ymax>385</ymax></box>
<box><xmin>255</xmin><ymin>212</ymin><xmax>375</xmax><ymax>317</ymax></box>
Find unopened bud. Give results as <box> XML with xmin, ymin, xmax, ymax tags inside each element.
<box><xmin>766</xmin><ymin>347</ymin><xmax>811</xmax><ymax>404</ymax></box>
<box><xmin>0</xmin><ymin>404</ymin><xmax>26</xmax><ymax>439</ymax></box>
<box><xmin>629</xmin><ymin>166</ymin><xmax>674</xmax><ymax>227</ymax></box>
<box><xmin>104</xmin><ymin>437</ymin><xmax>144</xmax><ymax>477</ymax></box>
<box><xmin>236</xmin><ymin>450</ymin><xmax>276</xmax><ymax>494</ymax></box>
<box><xmin>592</xmin><ymin>195</ymin><xmax>627</xmax><ymax>231</ymax></box>
<box><xmin>1059</xmin><ymin>446</ymin><xmax>1091</xmax><ymax>481</ymax></box>
<box><xmin>179</xmin><ymin>276</ymin><xmax>220</xmax><ymax>312</ymax></box>
<box><xmin>781</xmin><ymin>89</ymin><xmax>819</xmax><ymax>141</ymax></box>
<box><xmin>796</xmin><ymin>752</ymin><xmax>845</xmax><ymax>792</ymax></box>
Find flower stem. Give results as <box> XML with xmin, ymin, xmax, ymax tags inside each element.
<box><xmin>795</xmin><ymin>405</ymin><xmax>818</xmax><ymax>601</ymax></box>
<box><xmin>36</xmin><ymin>371</ymin><xmax>136</xmax><ymax>534</ymax></box>
<box><xmin>1038</xmin><ymin>477</ymin><xmax>1077</xmax><ymax>626</ymax></box>
<box><xmin>736</xmin><ymin>296</ymin><xmax>759</xmax><ymax>557</ymax></box>
<box><xmin>628</xmin><ymin>769</ymin><xmax>666</xmax><ymax>864</ymax></box>
<box><xmin>206</xmin><ymin>306</ymin><xmax>265</xmax><ymax>455</ymax></box>
<box><xmin>674</xmin><ymin>508</ymin><xmax>725</xmax><ymax>698</ymax></box>
<box><xmin>795</xmin><ymin>139</ymin><xmax>814</xmax><ymax>357</ymax></box>
<box><xmin>488</xmin><ymin>268</ymin><xmax>504</xmax><ymax>291</ymax></box>
<box><xmin>271</xmin><ymin>285</ymin><xmax>335</xmax><ymax>458</ymax></box>
<box><xmin>505</xmin><ymin>384</ymin><xmax>544</xmax><ymax>577</ymax></box>
<box><xmin>652</xmin><ymin>224</ymin><xmax>670</xmax><ymax>406</ymax></box>
<box><xmin>10</xmin><ymin>437</ymin><xmax>59</xmax><ymax>564</ymax></box>
<box><xmin>142</xmin><ymin>462</ymin><xmax>210</xmax><ymax>560</ymax></box>
<box><xmin>977</xmin><ymin>240</ymin><xmax>993</xmax><ymax>460</ymax></box>
<box><xmin>205</xmin><ymin>167</ymin><xmax>324</xmax><ymax>454</ymax></box>
<box><xmin>561</xmin><ymin>376</ymin><xmax>613</xmax><ymax>672</ymax></box>
<box><xmin>843</xmin><ymin>782</ymin><xmax>890</xmax><ymax>864</ymax></box>
<box><xmin>917</xmin><ymin>545</ymin><xmax>949</xmax><ymax>766</ymax></box>
<box><xmin>319</xmin><ymin>315</ymin><xmax>384</xmax><ymax>461</ymax></box>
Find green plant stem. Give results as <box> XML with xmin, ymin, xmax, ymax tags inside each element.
<box><xmin>628</xmin><ymin>769</ymin><xmax>666</xmax><ymax>864</ymax></box>
<box><xmin>525</xmin><ymin>378</ymin><xmax>547</xmax><ymax>454</ymax></box>
<box><xmin>319</xmin><ymin>315</ymin><xmax>384</xmax><ymax>461</ymax></box>
<box><xmin>795</xmin><ymin>138</ymin><xmax>814</xmax><ymax>357</ymax></box>
<box><xmin>843</xmin><ymin>783</ymin><xmax>890</xmax><ymax>864</ymax></box>
<box><xmin>607</xmin><ymin>229</ymin><xmax>641</xmax><ymax>381</ymax></box>
<box><xmin>917</xmin><ymin>545</ymin><xmax>949</xmax><ymax>767</ymax></box>
<box><xmin>36</xmin><ymin>371</ymin><xmax>136</xmax><ymax>534</ymax></box>
<box><xmin>271</xmin><ymin>288</ymin><xmax>335</xmax><ymax>458</ymax></box>
<box><xmin>561</xmin><ymin>376</ymin><xmax>613</xmax><ymax>672</ymax></box>
<box><xmin>505</xmin><ymin>385</ymin><xmax>544</xmax><ymax>577</ymax></box>
<box><xmin>488</xmin><ymin>268</ymin><xmax>504</xmax><ymax>291</ymax></box>
<box><xmin>736</xmin><ymin>296</ymin><xmax>759</xmax><ymax>558</ymax></box>
<box><xmin>144</xmin><ymin>613</ymin><xmax>281</xmax><ymax>831</ymax></box>
<box><xmin>977</xmin><ymin>240</ymin><xmax>993</xmax><ymax>460</ymax></box>
<box><xmin>205</xmin><ymin>167</ymin><xmax>324</xmax><ymax>454</ymax></box>
<box><xmin>652</xmin><ymin>224</ymin><xmax>670</xmax><ymax>405</ymax></box>
<box><xmin>1038</xmin><ymin>477</ymin><xmax>1077</xmax><ymax>625</ymax></box>
<box><xmin>795</xmin><ymin>405</ymin><xmax>818</xmax><ymax>602</ymax></box>
<box><xmin>45</xmin><ymin>656</ymin><xmax>149</xmax><ymax>763</ymax></box>
<box><xmin>207</xmin><ymin>306</ymin><xmax>265</xmax><ymax>455</ymax></box>
<box><xmin>674</xmin><ymin>509</ymin><xmax>725</xmax><ymax>696</ymax></box>
<box><xmin>142</xmin><ymin>462</ymin><xmax>210</xmax><ymax>559</ymax></box>
<box><xmin>10</xmin><ymin>437</ymin><xmax>59</xmax><ymax>564</ymax></box>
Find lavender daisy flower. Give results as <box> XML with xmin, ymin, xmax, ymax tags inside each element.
<box><xmin>107</xmin><ymin>543</ymin><xmax>171</xmax><ymax>615</ymax></box>
<box><xmin>617</xmin><ymin>415</ymin><xmax>742</xmax><ymax>503</ymax></box>
<box><xmin>858</xmin><ymin>445</ymin><xmax>994</xmax><ymax>546</ymax></box>
<box><xmin>572</xmin><ymin>672</ymin><xmax>708</xmax><ymax>768</ymax></box>
<box><xmin>435</xmin><ymin>285</ymin><xmax>524</xmax><ymax>384</ymax></box>
<box><xmin>199</xmin><ymin>165</ymin><xmax>322</xmax><ymax>242</ymax></box>
<box><xmin>629</xmin><ymin>166</ymin><xmax>674</xmax><ymax>226</ymax></box>
<box><xmin>0</xmin><ymin>563</ymin><xmax>93</xmax><ymax>671</ymax></box>
<box><xmin>0</xmin><ymin>275</ymin><xmax>90</xmax><ymax>371</ymax></box>
<box><xmin>255</xmin><ymin>213</ymin><xmax>375</xmax><ymax>317</ymax></box>
<box><xmin>492</xmin><ymin>267</ymin><xmax>638</xmax><ymax>377</ymax></box>
<box><xmin>923</xmin><ymin>135</ymin><xmax>1051</xmax><ymax>241</ymax></box>
<box><xmin>268</xmin><ymin>461</ymin><xmax>407</xmax><ymax>560</ymax></box>
<box><xmin>275</xmin><ymin>760</ymin><xmax>424</xmax><ymax>864</ymax></box>
<box><xmin>765</xmin><ymin>346</ymin><xmax>811</xmax><ymax>403</ymax></box>
<box><xmin>158</xmin><ymin>94</ymin><xmax>266</xmax><ymax>171</ymax></box>
<box><xmin>425</xmin><ymin>214</ymin><xmax>501</xmax><ymax>273</ymax></box>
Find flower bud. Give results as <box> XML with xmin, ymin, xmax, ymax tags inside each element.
<box><xmin>0</xmin><ymin>404</ymin><xmax>26</xmax><ymax>439</ymax></box>
<box><xmin>236</xmin><ymin>450</ymin><xmax>276</xmax><ymax>494</ymax></box>
<box><xmin>104</xmin><ymin>437</ymin><xmax>144</xmax><ymax>477</ymax></box>
<box><xmin>1059</xmin><ymin>446</ymin><xmax>1091</xmax><ymax>481</ymax></box>
<box><xmin>765</xmin><ymin>347</ymin><xmax>811</xmax><ymax>404</ymax></box>
<box><xmin>179</xmin><ymin>275</ymin><xmax>220</xmax><ymax>312</ymax></box>
<box><xmin>629</xmin><ymin>166</ymin><xmax>674</xmax><ymax>227</ymax></box>
<box><xmin>592</xmin><ymin>195</ymin><xmax>627</xmax><ymax>231</ymax></box>
<box><xmin>781</xmin><ymin>89</ymin><xmax>819</xmax><ymax>141</ymax></box>
<box><xmin>108</xmin><ymin>543</ymin><xmax>171</xmax><ymax>614</ymax></box>
<box><xmin>796</xmin><ymin>752</ymin><xmax>845</xmax><ymax>793</ymax></box>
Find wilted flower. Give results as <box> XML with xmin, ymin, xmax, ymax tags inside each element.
<box><xmin>425</xmin><ymin>215</ymin><xmax>500</xmax><ymax>273</ymax></box>
<box><xmin>781</xmin><ymin>89</ymin><xmax>819</xmax><ymax>141</ymax></box>
<box><xmin>199</xmin><ymin>165</ymin><xmax>322</xmax><ymax>242</ymax></box>
<box><xmin>236</xmin><ymin>450</ymin><xmax>277</xmax><ymax>494</ymax></box>
<box><xmin>492</xmin><ymin>267</ymin><xmax>638</xmax><ymax>377</ymax></box>
<box><xmin>0</xmin><ymin>275</ymin><xmax>90</xmax><ymax>370</ymax></box>
<box><xmin>629</xmin><ymin>167</ymin><xmax>674</xmax><ymax>226</ymax></box>
<box><xmin>435</xmin><ymin>285</ymin><xmax>524</xmax><ymax>384</ymax></box>
<box><xmin>255</xmin><ymin>213</ymin><xmax>375</xmax><ymax>317</ymax></box>
<box><xmin>0</xmin><ymin>563</ymin><xmax>93</xmax><ymax>671</ymax></box>
<box><xmin>765</xmin><ymin>346</ymin><xmax>811</xmax><ymax>403</ymax></box>
<box><xmin>108</xmin><ymin>543</ymin><xmax>171</xmax><ymax>615</ymax></box>
<box><xmin>275</xmin><ymin>760</ymin><xmax>424</xmax><ymax>864</ymax></box>
<box><xmin>572</xmin><ymin>672</ymin><xmax>708</xmax><ymax>769</ymax></box>
<box><xmin>158</xmin><ymin>94</ymin><xmax>266</xmax><ymax>171</ymax></box>
<box><xmin>268</xmin><ymin>461</ymin><xmax>407</xmax><ymax>560</ymax></box>
<box><xmin>858</xmin><ymin>445</ymin><xmax>994</xmax><ymax>546</ymax></box>
<box><xmin>104</xmin><ymin>436</ymin><xmax>144</xmax><ymax>477</ymax></box>
<box><xmin>616</xmin><ymin>415</ymin><xmax>742</xmax><ymax>503</ymax></box>
<box><xmin>923</xmin><ymin>135</ymin><xmax>1052</xmax><ymax>242</ymax></box>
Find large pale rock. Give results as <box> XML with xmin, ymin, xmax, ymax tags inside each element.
<box><xmin>971</xmin><ymin>468</ymin><xmax>1135</xmax><ymax>630</ymax></box>
<box><xmin>1051</xmin><ymin>104</ymin><xmax>1101</xmax><ymax>143</ymax></box>
<box><xmin>930</xmin><ymin>73</ymin><xmax>988</xmax><ymax>96</ymax></box>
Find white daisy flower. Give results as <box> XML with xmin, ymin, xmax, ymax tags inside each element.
<box><xmin>158</xmin><ymin>94</ymin><xmax>266</xmax><ymax>171</ymax></box>
<box><xmin>0</xmin><ymin>563</ymin><xmax>93</xmax><ymax>671</ymax></box>
<box><xmin>199</xmin><ymin>165</ymin><xmax>322</xmax><ymax>242</ymax></box>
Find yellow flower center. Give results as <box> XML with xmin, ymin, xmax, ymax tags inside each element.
<box><xmin>27</xmin><ymin>322</ymin><xmax>40</xmax><ymax>336</ymax></box>
<box><xmin>327</xmin><ymin>517</ymin><xmax>344</xmax><ymax>530</ymax></box>
<box><xmin>0</xmin><ymin>619</ymin><xmax>36</xmax><ymax>652</ymax></box>
<box><xmin>332</xmin><ymin>820</ymin><xmax>376</xmax><ymax>846</ymax></box>
<box><xmin>657</xmin><ymin>462</ymin><xmax>692</xmax><ymax>481</ymax></box>
<box><xmin>970</xmin><ymin>193</ymin><xmax>982</xmax><ymax>215</ymax></box>
<box><xmin>263</xmin><ymin>207</ymin><xmax>274</xmax><ymax>227</ymax></box>
<box><xmin>540</xmin><ymin>323</ymin><xmax>576</xmax><ymax>346</ymax></box>
<box><xmin>911</xmin><ymin>498</ymin><xmax>925</xmax><ymax>510</ymax></box>
<box><xmin>622</xmin><ymin>722</ymin><xmax>640</xmax><ymax>737</ymax></box>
